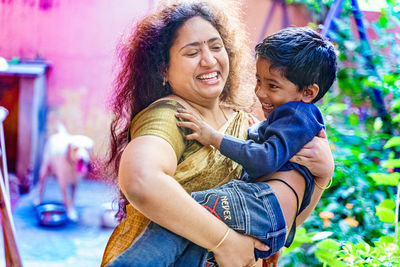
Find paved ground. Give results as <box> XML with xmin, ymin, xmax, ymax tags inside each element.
<box><xmin>0</xmin><ymin>178</ymin><xmax>119</xmax><ymax>267</ymax></box>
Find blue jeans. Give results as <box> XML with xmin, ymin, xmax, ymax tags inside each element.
<box><xmin>108</xmin><ymin>179</ymin><xmax>287</xmax><ymax>267</ymax></box>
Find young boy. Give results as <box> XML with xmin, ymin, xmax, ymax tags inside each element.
<box><xmin>108</xmin><ymin>27</ymin><xmax>337</xmax><ymax>267</ymax></box>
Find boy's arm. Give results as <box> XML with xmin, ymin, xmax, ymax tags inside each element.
<box><xmin>220</xmin><ymin>103</ymin><xmax>324</xmax><ymax>179</ymax></box>
<box><xmin>177</xmin><ymin>102</ymin><xmax>324</xmax><ymax>179</ymax></box>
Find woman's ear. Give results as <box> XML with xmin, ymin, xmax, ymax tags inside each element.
<box><xmin>301</xmin><ymin>84</ymin><xmax>319</xmax><ymax>103</ymax></box>
<box><xmin>160</xmin><ymin>64</ymin><xmax>169</xmax><ymax>85</ymax></box>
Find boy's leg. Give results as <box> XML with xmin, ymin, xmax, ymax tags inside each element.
<box><xmin>109</xmin><ymin>179</ymin><xmax>287</xmax><ymax>266</ymax></box>
<box><xmin>189</xmin><ymin>179</ymin><xmax>287</xmax><ymax>260</ymax></box>
<box><xmin>107</xmin><ymin>222</ymin><xmax>193</xmax><ymax>267</ymax></box>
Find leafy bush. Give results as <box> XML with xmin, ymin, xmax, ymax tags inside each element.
<box><xmin>279</xmin><ymin>0</ymin><xmax>400</xmax><ymax>266</ymax></box>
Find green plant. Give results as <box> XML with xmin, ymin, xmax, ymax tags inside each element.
<box><xmin>278</xmin><ymin>0</ymin><xmax>400</xmax><ymax>266</ymax></box>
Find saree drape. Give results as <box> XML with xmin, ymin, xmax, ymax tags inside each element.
<box><xmin>101</xmin><ymin>108</ymin><xmax>249</xmax><ymax>266</ymax></box>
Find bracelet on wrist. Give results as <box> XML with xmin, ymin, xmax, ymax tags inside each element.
<box><xmin>315</xmin><ymin>177</ymin><xmax>332</xmax><ymax>190</ymax></box>
<box><xmin>208</xmin><ymin>228</ymin><xmax>231</xmax><ymax>252</ymax></box>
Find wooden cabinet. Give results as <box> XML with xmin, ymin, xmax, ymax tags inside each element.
<box><xmin>0</xmin><ymin>62</ymin><xmax>49</xmax><ymax>191</ymax></box>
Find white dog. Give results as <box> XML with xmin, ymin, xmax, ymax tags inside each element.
<box><xmin>37</xmin><ymin>124</ymin><xmax>94</xmax><ymax>221</ymax></box>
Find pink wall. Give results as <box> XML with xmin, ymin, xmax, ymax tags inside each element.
<box><xmin>0</xmin><ymin>0</ymin><xmax>323</xmax><ymax>157</ymax></box>
<box><xmin>0</xmin><ymin>0</ymin><xmax>154</xmax><ymax>157</ymax></box>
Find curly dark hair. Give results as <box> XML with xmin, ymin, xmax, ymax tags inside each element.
<box><xmin>107</xmin><ymin>0</ymin><xmax>254</xmax><ymax>219</ymax></box>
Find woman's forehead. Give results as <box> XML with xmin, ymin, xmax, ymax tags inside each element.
<box><xmin>172</xmin><ymin>17</ymin><xmax>222</xmax><ymax>49</ymax></box>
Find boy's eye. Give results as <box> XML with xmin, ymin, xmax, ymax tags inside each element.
<box><xmin>269</xmin><ymin>84</ymin><xmax>278</xmax><ymax>89</ymax></box>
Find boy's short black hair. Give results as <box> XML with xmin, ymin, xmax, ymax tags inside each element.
<box><xmin>255</xmin><ymin>27</ymin><xmax>337</xmax><ymax>103</ymax></box>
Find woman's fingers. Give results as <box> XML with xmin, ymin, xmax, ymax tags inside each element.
<box><xmin>290</xmin><ymin>134</ymin><xmax>334</xmax><ymax>178</ymax></box>
<box><xmin>253</xmin><ymin>239</ymin><xmax>269</xmax><ymax>252</ymax></box>
<box><xmin>317</xmin><ymin>129</ymin><xmax>327</xmax><ymax>138</ymax></box>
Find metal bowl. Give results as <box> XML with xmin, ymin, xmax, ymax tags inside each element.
<box><xmin>35</xmin><ymin>202</ymin><xmax>68</xmax><ymax>227</ymax></box>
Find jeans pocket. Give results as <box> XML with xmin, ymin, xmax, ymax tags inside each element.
<box><xmin>191</xmin><ymin>187</ymin><xmax>246</xmax><ymax>233</ymax></box>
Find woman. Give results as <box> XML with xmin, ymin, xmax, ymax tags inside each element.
<box><xmin>102</xmin><ymin>1</ymin><xmax>334</xmax><ymax>266</ymax></box>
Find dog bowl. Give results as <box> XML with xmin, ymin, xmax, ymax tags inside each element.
<box><xmin>35</xmin><ymin>202</ymin><xmax>68</xmax><ymax>227</ymax></box>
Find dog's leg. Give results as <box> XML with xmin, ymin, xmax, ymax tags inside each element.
<box><xmin>70</xmin><ymin>183</ymin><xmax>77</xmax><ymax>207</ymax></box>
<box><xmin>58</xmin><ymin>176</ymin><xmax>78</xmax><ymax>222</ymax></box>
<box><xmin>34</xmin><ymin>163</ymin><xmax>50</xmax><ymax>206</ymax></box>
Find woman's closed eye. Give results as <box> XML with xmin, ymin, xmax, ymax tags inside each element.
<box><xmin>185</xmin><ymin>50</ymin><xmax>199</xmax><ymax>57</ymax></box>
<box><xmin>211</xmin><ymin>45</ymin><xmax>223</xmax><ymax>51</ymax></box>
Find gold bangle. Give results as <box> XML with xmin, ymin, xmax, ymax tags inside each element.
<box><xmin>315</xmin><ymin>177</ymin><xmax>333</xmax><ymax>190</ymax></box>
<box><xmin>208</xmin><ymin>228</ymin><xmax>231</xmax><ymax>252</ymax></box>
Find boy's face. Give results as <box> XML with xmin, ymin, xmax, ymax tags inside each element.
<box><xmin>255</xmin><ymin>58</ymin><xmax>304</xmax><ymax>118</ymax></box>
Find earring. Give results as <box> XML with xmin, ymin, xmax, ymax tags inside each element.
<box><xmin>162</xmin><ymin>77</ymin><xmax>167</xmax><ymax>87</ymax></box>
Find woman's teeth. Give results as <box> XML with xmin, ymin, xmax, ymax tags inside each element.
<box><xmin>198</xmin><ymin>72</ymin><xmax>218</xmax><ymax>80</ymax></box>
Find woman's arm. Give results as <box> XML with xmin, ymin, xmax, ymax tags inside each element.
<box><xmin>119</xmin><ymin>135</ymin><xmax>267</xmax><ymax>267</ymax></box>
<box><xmin>290</xmin><ymin>129</ymin><xmax>334</xmax><ymax>224</ymax></box>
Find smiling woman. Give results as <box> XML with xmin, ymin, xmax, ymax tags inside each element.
<box><xmin>102</xmin><ymin>1</ymin><xmax>334</xmax><ymax>267</ymax></box>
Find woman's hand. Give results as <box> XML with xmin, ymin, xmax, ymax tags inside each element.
<box><xmin>213</xmin><ymin>230</ymin><xmax>269</xmax><ymax>267</ymax></box>
<box><xmin>290</xmin><ymin>129</ymin><xmax>334</xmax><ymax>182</ymax></box>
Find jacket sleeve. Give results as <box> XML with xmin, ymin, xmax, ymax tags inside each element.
<box><xmin>219</xmin><ymin>102</ymin><xmax>324</xmax><ymax>180</ymax></box>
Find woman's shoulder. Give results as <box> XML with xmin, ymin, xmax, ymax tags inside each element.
<box><xmin>147</xmin><ymin>98</ymin><xmax>185</xmax><ymax>112</ymax></box>
<box><xmin>129</xmin><ymin>98</ymin><xmax>190</xmax><ymax>160</ymax></box>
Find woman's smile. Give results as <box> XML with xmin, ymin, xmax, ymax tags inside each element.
<box><xmin>196</xmin><ymin>71</ymin><xmax>221</xmax><ymax>85</ymax></box>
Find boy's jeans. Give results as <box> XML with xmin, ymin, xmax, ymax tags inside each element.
<box><xmin>108</xmin><ymin>179</ymin><xmax>287</xmax><ymax>267</ymax></box>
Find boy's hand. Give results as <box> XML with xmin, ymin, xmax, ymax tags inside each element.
<box><xmin>176</xmin><ymin>108</ymin><xmax>223</xmax><ymax>149</ymax></box>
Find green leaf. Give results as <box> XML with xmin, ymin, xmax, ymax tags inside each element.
<box><xmin>374</xmin><ymin>117</ymin><xmax>383</xmax><ymax>131</ymax></box>
<box><xmin>384</xmin><ymin>136</ymin><xmax>400</xmax><ymax>149</ymax></box>
<box><xmin>315</xmin><ymin>239</ymin><xmax>345</xmax><ymax>267</ymax></box>
<box><xmin>393</xmin><ymin>114</ymin><xmax>400</xmax><ymax>123</ymax></box>
<box><xmin>294</xmin><ymin>227</ymin><xmax>314</xmax><ymax>243</ymax></box>
<box><xmin>376</xmin><ymin>199</ymin><xmax>396</xmax><ymax>223</ymax></box>
<box><xmin>378</xmin><ymin>15</ymin><xmax>389</xmax><ymax>28</ymax></box>
<box><xmin>383</xmin><ymin>159</ymin><xmax>400</xmax><ymax>168</ymax></box>
<box><xmin>376</xmin><ymin>235</ymin><xmax>394</xmax><ymax>245</ymax></box>
<box><xmin>326</xmin><ymin>103</ymin><xmax>347</xmax><ymax>114</ymax></box>
<box><xmin>379</xmin><ymin>199</ymin><xmax>396</xmax><ymax>209</ymax></box>
<box><xmin>391</xmin><ymin>99</ymin><xmax>400</xmax><ymax>110</ymax></box>
<box><xmin>368</xmin><ymin>172</ymin><xmax>400</xmax><ymax>186</ymax></box>
<box><xmin>348</xmin><ymin>114</ymin><xmax>359</xmax><ymax>126</ymax></box>
<box><xmin>281</xmin><ymin>227</ymin><xmax>313</xmax><ymax>256</ymax></box>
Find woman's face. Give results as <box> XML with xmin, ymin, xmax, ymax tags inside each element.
<box><xmin>166</xmin><ymin>16</ymin><xmax>229</xmax><ymax>106</ymax></box>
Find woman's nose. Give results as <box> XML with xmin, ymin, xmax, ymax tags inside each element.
<box><xmin>200</xmin><ymin>48</ymin><xmax>217</xmax><ymax>67</ymax></box>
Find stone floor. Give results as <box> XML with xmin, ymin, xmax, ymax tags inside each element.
<box><xmin>0</xmin><ymin>178</ymin><xmax>119</xmax><ymax>267</ymax></box>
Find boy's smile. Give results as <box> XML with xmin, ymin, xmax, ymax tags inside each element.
<box><xmin>255</xmin><ymin>58</ymin><xmax>305</xmax><ymax>118</ymax></box>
